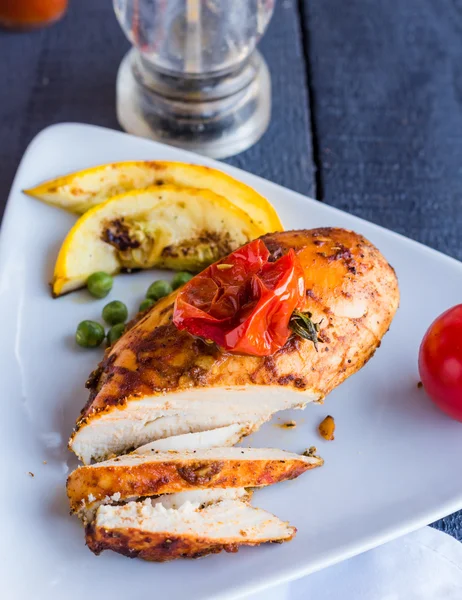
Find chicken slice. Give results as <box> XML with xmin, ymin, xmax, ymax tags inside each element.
<box><xmin>79</xmin><ymin>486</ymin><xmax>251</xmax><ymax>523</ymax></box>
<box><xmin>134</xmin><ymin>423</ymin><xmax>249</xmax><ymax>454</ymax></box>
<box><xmin>71</xmin><ymin>401</ymin><xmax>281</xmax><ymax>465</ymax></box>
<box><xmin>67</xmin><ymin>447</ymin><xmax>322</xmax><ymax>515</ymax></box>
<box><xmin>86</xmin><ymin>498</ymin><xmax>295</xmax><ymax>561</ymax></box>
<box><xmin>71</xmin><ymin>228</ymin><xmax>399</xmax><ymax>463</ymax></box>
<box><xmin>152</xmin><ymin>488</ymin><xmax>251</xmax><ymax>510</ymax></box>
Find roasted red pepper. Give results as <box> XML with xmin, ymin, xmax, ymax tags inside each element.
<box><xmin>173</xmin><ymin>239</ymin><xmax>305</xmax><ymax>356</ymax></box>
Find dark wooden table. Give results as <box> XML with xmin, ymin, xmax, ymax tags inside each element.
<box><xmin>0</xmin><ymin>0</ymin><xmax>460</xmax><ymax>540</ymax></box>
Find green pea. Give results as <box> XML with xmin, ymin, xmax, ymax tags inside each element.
<box><xmin>146</xmin><ymin>279</ymin><xmax>172</xmax><ymax>300</ymax></box>
<box><xmin>76</xmin><ymin>320</ymin><xmax>105</xmax><ymax>348</ymax></box>
<box><xmin>107</xmin><ymin>323</ymin><xmax>126</xmax><ymax>346</ymax></box>
<box><xmin>171</xmin><ymin>271</ymin><xmax>193</xmax><ymax>290</ymax></box>
<box><xmin>102</xmin><ymin>300</ymin><xmax>128</xmax><ymax>325</ymax></box>
<box><xmin>87</xmin><ymin>271</ymin><xmax>113</xmax><ymax>299</ymax></box>
<box><xmin>139</xmin><ymin>298</ymin><xmax>155</xmax><ymax>312</ymax></box>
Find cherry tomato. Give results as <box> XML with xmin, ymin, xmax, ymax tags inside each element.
<box><xmin>418</xmin><ymin>304</ymin><xmax>462</xmax><ymax>421</ymax></box>
<box><xmin>173</xmin><ymin>239</ymin><xmax>305</xmax><ymax>356</ymax></box>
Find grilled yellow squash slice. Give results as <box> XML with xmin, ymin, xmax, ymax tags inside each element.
<box><xmin>24</xmin><ymin>161</ymin><xmax>283</xmax><ymax>233</ymax></box>
<box><xmin>52</xmin><ymin>185</ymin><xmax>262</xmax><ymax>296</ymax></box>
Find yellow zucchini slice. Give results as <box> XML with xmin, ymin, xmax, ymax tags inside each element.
<box><xmin>52</xmin><ymin>185</ymin><xmax>262</xmax><ymax>296</ymax></box>
<box><xmin>25</xmin><ymin>161</ymin><xmax>283</xmax><ymax>233</ymax></box>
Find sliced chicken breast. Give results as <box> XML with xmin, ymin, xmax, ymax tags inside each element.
<box><xmin>86</xmin><ymin>498</ymin><xmax>295</xmax><ymax>561</ymax></box>
<box><xmin>72</xmin><ymin>397</ymin><xmax>288</xmax><ymax>465</ymax></box>
<box><xmin>79</xmin><ymin>486</ymin><xmax>251</xmax><ymax>523</ymax></box>
<box><xmin>67</xmin><ymin>447</ymin><xmax>322</xmax><ymax>514</ymax></box>
<box><xmin>71</xmin><ymin>228</ymin><xmax>399</xmax><ymax>463</ymax></box>
<box><xmin>152</xmin><ymin>488</ymin><xmax>251</xmax><ymax>510</ymax></box>
<box><xmin>134</xmin><ymin>424</ymin><xmax>249</xmax><ymax>454</ymax></box>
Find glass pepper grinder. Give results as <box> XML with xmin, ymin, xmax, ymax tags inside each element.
<box><xmin>113</xmin><ymin>0</ymin><xmax>275</xmax><ymax>159</ymax></box>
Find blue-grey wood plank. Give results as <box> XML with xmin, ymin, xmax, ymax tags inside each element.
<box><xmin>0</xmin><ymin>3</ymin><xmax>126</xmax><ymax>206</ymax></box>
<box><xmin>301</xmin><ymin>0</ymin><xmax>462</xmax><ymax>261</ymax></box>
<box><xmin>302</xmin><ymin>0</ymin><xmax>462</xmax><ymax>540</ymax></box>
<box><xmin>0</xmin><ymin>0</ymin><xmax>315</xmax><ymax>211</ymax></box>
<box><xmin>227</xmin><ymin>0</ymin><xmax>315</xmax><ymax>197</ymax></box>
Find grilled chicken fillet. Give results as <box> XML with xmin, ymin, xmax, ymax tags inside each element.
<box><xmin>86</xmin><ymin>497</ymin><xmax>295</xmax><ymax>561</ymax></box>
<box><xmin>70</xmin><ymin>228</ymin><xmax>399</xmax><ymax>463</ymax></box>
<box><xmin>67</xmin><ymin>447</ymin><xmax>322</xmax><ymax>516</ymax></box>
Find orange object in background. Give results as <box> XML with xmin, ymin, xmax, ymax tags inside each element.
<box><xmin>0</xmin><ymin>0</ymin><xmax>67</xmax><ymax>29</ymax></box>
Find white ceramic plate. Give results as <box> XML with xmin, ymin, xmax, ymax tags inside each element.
<box><xmin>2</xmin><ymin>123</ymin><xmax>461</xmax><ymax>600</ymax></box>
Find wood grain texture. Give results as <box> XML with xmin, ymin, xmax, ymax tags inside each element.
<box><xmin>226</xmin><ymin>0</ymin><xmax>316</xmax><ymax>197</ymax></box>
<box><xmin>0</xmin><ymin>0</ymin><xmax>315</xmax><ymax>213</ymax></box>
<box><xmin>301</xmin><ymin>0</ymin><xmax>462</xmax><ymax>261</ymax></box>
<box><xmin>0</xmin><ymin>2</ymin><xmax>128</xmax><ymax>211</ymax></box>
